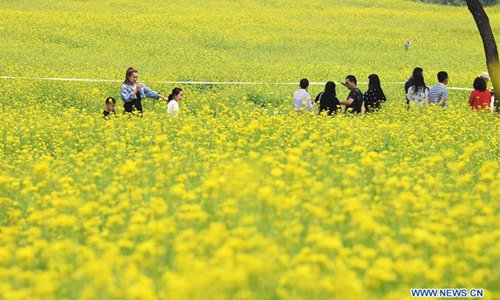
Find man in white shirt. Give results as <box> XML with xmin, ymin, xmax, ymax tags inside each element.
<box><xmin>293</xmin><ymin>78</ymin><xmax>313</xmax><ymax>111</ymax></box>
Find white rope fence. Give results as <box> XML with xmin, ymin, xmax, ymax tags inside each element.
<box><xmin>0</xmin><ymin>75</ymin><xmax>474</xmax><ymax>91</ymax></box>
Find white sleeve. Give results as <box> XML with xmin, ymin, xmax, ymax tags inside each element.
<box><xmin>406</xmin><ymin>87</ymin><xmax>413</xmax><ymax>100</ymax></box>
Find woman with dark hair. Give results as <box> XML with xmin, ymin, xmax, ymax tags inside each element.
<box><xmin>406</xmin><ymin>73</ymin><xmax>429</xmax><ymax>107</ymax></box>
<box><xmin>469</xmin><ymin>77</ymin><xmax>492</xmax><ymax>110</ymax></box>
<box><xmin>120</xmin><ymin>67</ymin><xmax>167</xmax><ymax>114</ymax></box>
<box><xmin>167</xmin><ymin>87</ymin><xmax>184</xmax><ymax>117</ymax></box>
<box><xmin>314</xmin><ymin>81</ymin><xmax>340</xmax><ymax>115</ymax></box>
<box><xmin>363</xmin><ymin>74</ymin><xmax>387</xmax><ymax>111</ymax></box>
<box><xmin>405</xmin><ymin>67</ymin><xmax>424</xmax><ymax>108</ymax></box>
<box><xmin>405</xmin><ymin>67</ymin><xmax>423</xmax><ymax>94</ymax></box>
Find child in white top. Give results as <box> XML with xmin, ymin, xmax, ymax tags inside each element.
<box><xmin>166</xmin><ymin>87</ymin><xmax>183</xmax><ymax>117</ymax></box>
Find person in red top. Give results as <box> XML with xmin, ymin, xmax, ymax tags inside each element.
<box><xmin>469</xmin><ymin>77</ymin><xmax>491</xmax><ymax>110</ymax></box>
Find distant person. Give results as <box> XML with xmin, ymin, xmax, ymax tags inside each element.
<box><xmin>293</xmin><ymin>79</ymin><xmax>313</xmax><ymax>111</ymax></box>
<box><xmin>405</xmin><ymin>67</ymin><xmax>424</xmax><ymax>94</ymax></box>
<box><xmin>480</xmin><ymin>72</ymin><xmax>496</xmax><ymax>112</ymax></box>
<box><xmin>406</xmin><ymin>73</ymin><xmax>429</xmax><ymax>107</ymax></box>
<box><xmin>469</xmin><ymin>77</ymin><xmax>491</xmax><ymax>111</ymax></box>
<box><xmin>120</xmin><ymin>67</ymin><xmax>167</xmax><ymax>114</ymax></box>
<box><xmin>428</xmin><ymin>71</ymin><xmax>449</xmax><ymax>107</ymax></box>
<box><xmin>363</xmin><ymin>74</ymin><xmax>387</xmax><ymax>111</ymax></box>
<box><xmin>480</xmin><ymin>72</ymin><xmax>490</xmax><ymax>84</ymax></box>
<box><xmin>340</xmin><ymin>75</ymin><xmax>365</xmax><ymax>114</ymax></box>
<box><xmin>167</xmin><ymin>87</ymin><xmax>184</xmax><ymax>117</ymax></box>
<box><xmin>405</xmin><ymin>40</ymin><xmax>411</xmax><ymax>51</ymax></box>
<box><xmin>103</xmin><ymin>97</ymin><xmax>117</xmax><ymax>118</ymax></box>
<box><xmin>314</xmin><ymin>81</ymin><xmax>340</xmax><ymax>115</ymax></box>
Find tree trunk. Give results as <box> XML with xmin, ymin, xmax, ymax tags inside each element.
<box><xmin>466</xmin><ymin>0</ymin><xmax>499</xmax><ymax>112</ymax></box>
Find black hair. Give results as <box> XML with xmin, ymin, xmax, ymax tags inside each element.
<box><xmin>318</xmin><ymin>81</ymin><xmax>340</xmax><ymax>115</ymax></box>
<box><xmin>346</xmin><ymin>75</ymin><xmax>357</xmax><ymax>85</ymax></box>
<box><xmin>413</xmin><ymin>67</ymin><xmax>423</xmax><ymax>77</ymax></box>
<box><xmin>300</xmin><ymin>78</ymin><xmax>309</xmax><ymax>89</ymax></box>
<box><xmin>324</xmin><ymin>81</ymin><xmax>336</xmax><ymax>97</ymax></box>
<box><xmin>106</xmin><ymin>97</ymin><xmax>116</xmax><ymax>104</ymax></box>
<box><xmin>437</xmin><ymin>71</ymin><xmax>448</xmax><ymax>83</ymax></box>
<box><xmin>413</xmin><ymin>73</ymin><xmax>427</xmax><ymax>92</ymax></box>
<box><xmin>368</xmin><ymin>74</ymin><xmax>381</xmax><ymax>90</ymax></box>
<box><xmin>168</xmin><ymin>87</ymin><xmax>183</xmax><ymax>102</ymax></box>
<box><xmin>473</xmin><ymin>77</ymin><xmax>487</xmax><ymax>91</ymax></box>
<box><xmin>368</xmin><ymin>74</ymin><xmax>386</xmax><ymax>100</ymax></box>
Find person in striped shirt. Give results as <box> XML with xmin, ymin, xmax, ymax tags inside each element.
<box><xmin>428</xmin><ymin>71</ymin><xmax>449</xmax><ymax>107</ymax></box>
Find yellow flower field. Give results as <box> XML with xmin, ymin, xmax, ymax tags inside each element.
<box><xmin>0</xmin><ymin>0</ymin><xmax>499</xmax><ymax>299</ymax></box>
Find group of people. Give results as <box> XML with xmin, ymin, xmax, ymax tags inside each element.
<box><xmin>103</xmin><ymin>67</ymin><xmax>184</xmax><ymax>118</ymax></box>
<box><xmin>405</xmin><ymin>67</ymin><xmax>494</xmax><ymax>111</ymax></box>
<box><xmin>104</xmin><ymin>66</ymin><xmax>496</xmax><ymax>119</ymax></box>
<box><xmin>405</xmin><ymin>69</ymin><xmax>449</xmax><ymax>107</ymax></box>
<box><xmin>293</xmin><ymin>68</ymin><xmax>495</xmax><ymax>115</ymax></box>
<box><xmin>293</xmin><ymin>74</ymin><xmax>387</xmax><ymax>115</ymax></box>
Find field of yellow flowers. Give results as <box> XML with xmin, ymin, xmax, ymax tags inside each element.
<box><xmin>1</xmin><ymin>0</ymin><xmax>499</xmax><ymax>299</ymax></box>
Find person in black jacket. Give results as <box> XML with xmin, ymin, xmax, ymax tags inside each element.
<box><xmin>314</xmin><ymin>81</ymin><xmax>340</xmax><ymax>115</ymax></box>
<box><xmin>364</xmin><ymin>74</ymin><xmax>387</xmax><ymax>111</ymax></box>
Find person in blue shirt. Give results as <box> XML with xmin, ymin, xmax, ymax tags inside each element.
<box><xmin>120</xmin><ymin>67</ymin><xmax>168</xmax><ymax>114</ymax></box>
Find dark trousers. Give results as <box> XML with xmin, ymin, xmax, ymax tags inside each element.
<box><xmin>124</xmin><ymin>98</ymin><xmax>143</xmax><ymax>113</ymax></box>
